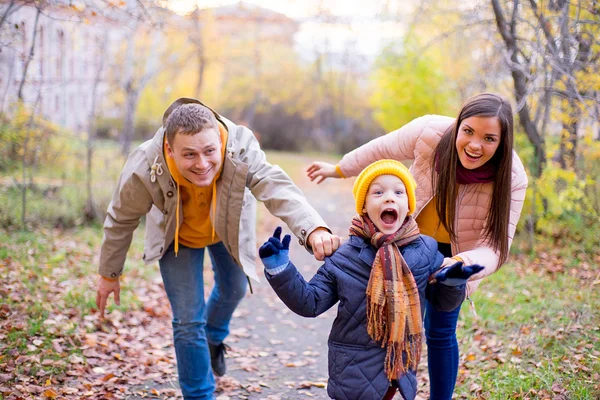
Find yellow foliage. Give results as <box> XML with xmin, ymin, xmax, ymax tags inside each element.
<box><xmin>0</xmin><ymin>103</ymin><xmax>72</xmax><ymax>172</ymax></box>
<box><xmin>524</xmin><ymin>139</ymin><xmax>600</xmax><ymax>245</ymax></box>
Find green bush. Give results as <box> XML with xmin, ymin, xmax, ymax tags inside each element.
<box><xmin>520</xmin><ymin>135</ymin><xmax>600</xmax><ymax>253</ymax></box>
<box><xmin>95</xmin><ymin>116</ymin><xmax>159</xmax><ymax>142</ymax></box>
<box><xmin>0</xmin><ymin>185</ymin><xmax>85</xmax><ymax>228</ymax></box>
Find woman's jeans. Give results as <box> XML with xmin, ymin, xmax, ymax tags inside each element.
<box><xmin>424</xmin><ymin>242</ymin><xmax>463</xmax><ymax>400</ymax></box>
<box><xmin>159</xmin><ymin>242</ymin><xmax>248</xmax><ymax>400</ymax></box>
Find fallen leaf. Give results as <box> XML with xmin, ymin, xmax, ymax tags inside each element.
<box><xmin>43</xmin><ymin>388</ymin><xmax>58</xmax><ymax>398</ymax></box>
<box><xmin>101</xmin><ymin>373</ymin><xmax>115</xmax><ymax>382</ymax></box>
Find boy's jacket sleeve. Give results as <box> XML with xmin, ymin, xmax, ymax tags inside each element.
<box><xmin>265</xmin><ymin>259</ymin><xmax>338</xmax><ymax>318</ymax></box>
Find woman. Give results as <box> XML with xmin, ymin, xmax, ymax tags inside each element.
<box><xmin>306</xmin><ymin>93</ymin><xmax>528</xmax><ymax>399</ymax></box>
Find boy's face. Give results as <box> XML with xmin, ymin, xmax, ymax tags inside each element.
<box><xmin>166</xmin><ymin>128</ymin><xmax>222</xmax><ymax>187</ymax></box>
<box><xmin>363</xmin><ymin>175</ymin><xmax>409</xmax><ymax>234</ymax></box>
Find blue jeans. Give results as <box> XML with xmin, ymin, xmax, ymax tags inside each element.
<box><xmin>159</xmin><ymin>241</ymin><xmax>248</xmax><ymax>400</ymax></box>
<box><xmin>425</xmin><ymin>241</ymin><xmax>462</xmax><ymax>400</ymax></box>
<box><xmin>424</xmin><ymin>292</ymin><xmax>462</xmax><ymax>400</ymax></box>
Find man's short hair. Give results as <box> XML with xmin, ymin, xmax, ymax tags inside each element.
<box><xmin>165</xmin><ymin>103</ymin><xmax>219</xmax><ymax>144</ymax></box>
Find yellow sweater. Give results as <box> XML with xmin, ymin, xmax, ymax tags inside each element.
<box><xmin>415</xmin><ymin>196</ymin><xmax>451</xmax><ymax>244</ymax></box>
<box><xmin>164</xmin><ymin>124</ymin><xmax>228</xmax><ymax>250</ymax></box>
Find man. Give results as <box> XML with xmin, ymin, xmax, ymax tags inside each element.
<box><xmin>96</xmin><ymin>98</ymin><xmax>341</xmax><ymax>399</ymax></box>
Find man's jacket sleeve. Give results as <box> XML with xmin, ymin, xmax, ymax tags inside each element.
<box><xmin>99</xmin><ymin>150</ymin><xmax>153</xmax><ymax>278</ymax></box>
<box><xmin>239</xmin><ymin>126</ymin><xmax>329</xmax><ymax>252</ymax></box>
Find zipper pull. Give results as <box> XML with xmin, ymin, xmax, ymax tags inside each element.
<box><xmin>467</xmin><ymin>295</ymin><xmax>477</xmax><ymax>317</ymax></box>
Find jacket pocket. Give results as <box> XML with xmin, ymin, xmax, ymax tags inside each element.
<box><xmin>329</xmin><ymin>341</ymin><xmax>387</xmax><ymax>399</ymax></box>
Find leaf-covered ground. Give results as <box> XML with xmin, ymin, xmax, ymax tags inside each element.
<box><xmin>1</xmin><ymin>153</ymin><xmax>598</xmax><ymax>399</ymax></box>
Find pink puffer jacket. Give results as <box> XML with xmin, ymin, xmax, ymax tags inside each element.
<box><xmin>338</xmin><ymin>115</ymin><xmax>528</xmax><ymax>296</ymax></box>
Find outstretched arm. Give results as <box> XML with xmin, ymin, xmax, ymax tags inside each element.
<box><xmin>238</xmin><ymin>126</ymin><xmax>341</xmax><ymax>260</ymax></box>
<box><xmin>97</xmin><ymin>150</ymin><xmax>154</xmax><ymax>317</ymax></box>
<box><xmin>260</xmin><ymin>228</ymin><xmax>339</xmax><ymax>317</ymax></box>
<box><xmin>307</xmin><ymin>115</ymin><xmax>438</xmax><ymax>183</ymax></box>
<box><xmin>426</xmin><ymin>261</ymin><xmax>484</xmax><ymax>312</ymax></box>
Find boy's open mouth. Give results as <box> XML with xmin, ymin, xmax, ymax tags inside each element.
<box><xmin>380</xmin><ymin>209</ymin><xmax>398</xmax><ymax>225</ymax></box>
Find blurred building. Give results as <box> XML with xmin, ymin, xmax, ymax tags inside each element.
<box><xmin>197</xmin><ymin>2</ymin><xmax>298</xmax><ymax>46</ymax></box>
<box><xmin>0</xmin><ymin>2</ymin><xmax>131</xmax><ymax>132</ymax></box>
<box><xmin>0</xmin><ymin>1</ymin><xmax>298</xmax><ymax>133</ymax></box>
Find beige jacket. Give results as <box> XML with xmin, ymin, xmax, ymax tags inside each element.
<box><xmin>99</xmin><ymin>98</ymin><xmax>328</xmax><ymax>282</ymax></box>
<box><xmin>338</xmin><ymin>115</ymin><xmax>528</xmax><ymax>296</ymax></box>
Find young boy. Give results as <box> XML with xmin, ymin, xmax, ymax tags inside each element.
<box><xmin>259</xmin><ymin>159</ymin><xmax>483</xmax><ymax>400</ymax></box>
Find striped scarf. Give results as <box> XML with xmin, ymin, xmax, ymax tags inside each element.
<box><xmin>349</xmin><ymin>214</ymin><xmax>423</xmax><ymax>380</ymax></box>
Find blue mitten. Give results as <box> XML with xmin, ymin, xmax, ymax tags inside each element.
<box><xmin>259</xmin><ymin>227</ymin><xmax>291</xmax><ymax>276</ymax></box>
<box><xmin>433</xmin><ymin>262</ymin><xmax>485</xmax><ymax>287</ymax></box>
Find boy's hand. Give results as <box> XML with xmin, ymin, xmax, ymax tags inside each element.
<box><xmin>259</xmin><ymin>227</ymin><xmax>291</xmax><ymax>275</ymax></box>
<box><xmin>307</xmin><ymin>229</ymin><xmax>341</xmax><ymax>261</ymax></box>
<box><xmin>430</xmin><ymin>262</ymin><xmax>485</xmax><ymax>286</ymax></box>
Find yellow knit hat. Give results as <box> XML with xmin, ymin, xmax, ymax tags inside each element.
<box><xmin>352</xmin><ymin>159</ymin><xmax>417</xmax><ymax>215</ymax></box>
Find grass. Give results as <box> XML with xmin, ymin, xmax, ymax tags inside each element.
<box><xmin>0</xmin><ymin>138</ymin><xmax>132</xmax><ymax>228</ymax></box>
<box><xmin>454</xmin><ymin>237</ymin><xmax>600</xmax><ymax>399</ymax></box>
<box><xmin>0</xmin><ymin>226</ymin><xmax>150</xmax><ymax>383</ymax></box>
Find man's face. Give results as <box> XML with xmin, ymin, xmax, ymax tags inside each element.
<box><xmin>166</xmin><ymin>128</ymin><xmax>222</xmax><ymax>187</ymax></box>
<box><xmin>363</xmin><ymin>174</ymin><xmax>409</xmax><ymax>234</ymax></box>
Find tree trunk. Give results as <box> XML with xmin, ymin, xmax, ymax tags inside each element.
<box><xmin>558</xmin><ymin>108</ymin><xmax>578</xmax><ymax>172</ymax></box>
<box><xmin>17</xmin><ymin>5</ymin><xmax>41</xmax><ymax>101</ymax></box>
<box><xmin>193</xmin><ymin>12</ymin><xmax>206</xmax><ymax>98</ymax></box>
<box><xmin>85</xmin><ymin>34</ymin><xmax>107</xmax><ymax>222</ymax></box>
<box><xmin>121</xmin><ymin>30</ymin><xmax>137</xmax><ymax>156</ymax></box>
<box><xmin>19</xmin><ymin>94</ymin><xmax>40</xmax><ymax>230</ymax></box>
<box><xmin>121</xmin><ymin>86</ymin><xmax>139</xmax><ymax>156</ymax></box>
<box><xmin>21</xmin><ymin>129</ymin><xmax>29</xmax><ymax>229</ymax></box>
<box><xmin>196</xmin><ymin>57</ymin><xmax>206</xmax><ymax>99</ymax></box>
<box><xmin>243</xmin><ymin>23</ymin><xmax>262</xmax><ymax>126</ymax></box>
<box><xmin>491</xmin><ymin>0</ymin><xmax>546</xmax><ymax>177</ymax></box>
<box><xmin>0</xmin><ymin>0</ymin><xmax>17</xmax><ymax>32</ymax></box>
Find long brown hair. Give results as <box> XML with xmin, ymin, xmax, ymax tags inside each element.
<box><xmin>432</xmin><ymin>93</ymin><xmax>514</xmax><ymax>265</ymax></box>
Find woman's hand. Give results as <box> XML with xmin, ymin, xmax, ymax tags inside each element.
<box><xmin>430</xmin><ymin>262</ymin><xmax>484</xmax><ymax>286</ymax></box>
<box><xmin>306</xmin><ymin>161</ymin><xmax>339</xmax><ymax>184</ymax></box>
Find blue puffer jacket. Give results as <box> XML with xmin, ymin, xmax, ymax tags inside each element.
<box><xmin>266</xmin><ymin>234</ymin><xmax>451</xmax><ymax>400</ymax></box>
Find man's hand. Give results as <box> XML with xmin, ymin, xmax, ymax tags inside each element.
<box><xmin>430</xmin><ymin>262</ymin><xmax>485</xmax><ymax>287</ymax></box>
<box><xmin>96</xmin><ymin>276</ymin><xmax>121</xmax><ymax>318</ymax></box>
<box><xmin>307</xmin><ymin>228</ymin><xmax>342</xmax><ymax>261</ymax></box>
<box><xmin>259</xmin><ymin>227</ymin><xmax>291</xmax><ymax>275</ymax></box>
<box><xmin>306</xmin><ymin>162</ymin><xmax>339</xmax><ymax>184</ymax></box>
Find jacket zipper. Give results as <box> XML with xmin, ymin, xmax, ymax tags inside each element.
<box><xmin>454</xmin><ymin>185</ymin><xmax>477</xmax><ymax>316</ymax></box>
<box><xmin>221</xmin><ymin>158</ymin><xmax>254</xmax><ymax>294</ymax></box>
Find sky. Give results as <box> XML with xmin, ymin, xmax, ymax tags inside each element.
<box><xmin>165</xmin><ymin>0</ymin><xmax>413</xmax><ymax>61</ymax></box>
<box><xmin>166</xmin><ymin>0</ymin><xmax>410</xmax><ymax>19</ymax></box>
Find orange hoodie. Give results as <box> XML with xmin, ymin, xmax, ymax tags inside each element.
<box><xmin>164</xmin><ymin>124</ymin><xmax>228</xmax><ymax>254</ymax></box>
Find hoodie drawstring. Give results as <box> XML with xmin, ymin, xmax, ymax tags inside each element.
<box><xmin>175</xmin><ymin>182</ymin><xmax>180</xmax><ymax>257</ymax></box>
<box><xmin>211</xmin><ymin>183</ymin><xmax>217</xmax><ymax>242</ymax></box>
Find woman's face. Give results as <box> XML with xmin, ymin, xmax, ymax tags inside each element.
<box><xmin>455</xmin><ymin>116</ymin><xmax>502</xmax><ymax>169</ymax></box>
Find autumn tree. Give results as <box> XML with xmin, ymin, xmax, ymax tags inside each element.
<box><xmin>491</xmin><ymin>0</ymin><xmax>600</xmax><ymax>176</ymax></box>
<box><xmin>109</xmin><ymin>2</ymin><xmax>191</xmax><ymax>155</ymax></box>
<box><xmin>370</xmin><ymin>0</ymin><xmax>500</xmax><ymax>132</ymax></box>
